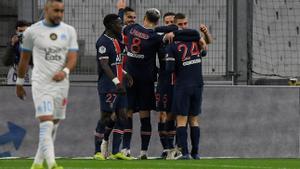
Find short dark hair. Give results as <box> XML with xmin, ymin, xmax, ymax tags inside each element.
<box><xmin>145</xmin><ymin>8</ymin><xmax>160</xmax><ymax>24</ymax></box>
<box><xmin>163</xmin><ymin>12</ymin><xmax>175</xmax><ymax>19</ymax></box>
<box><xmin>15</xmin><ymin>20</ymin><xmax>31</xmax><ymax>29</ymax></box>
<box><xmin>103</xmin><ymin>14</ymin><xmax>121</xmax><ymax>29</ymax></box>
<box><xmin>123</xmin><ymin>7</ymin><xmax>135</xmax><ymax>14</ymax></box>
<box><xmin>174</xmin><ymin>13</ymin><xmax>186</xmax><ymax>22</ymax></box>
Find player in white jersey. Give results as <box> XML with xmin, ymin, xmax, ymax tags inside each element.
<box><xmin>16</xmin><ymin>0</ymin><xmax>78</xmax><ymax>169</ymax></box>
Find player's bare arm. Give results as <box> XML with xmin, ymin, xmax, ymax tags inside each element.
<box><xmin>199</xmin><ymin>38</ymin><xmax>208</xmax><ymax>51</ymax></box>
<box><xmin>16</xmin><ymin>51</ymin><xmax>31</xmax><ymax>100</ymax></box>
<box><xmin>199</xmin><ymin>24</ymin><xmax>213</xmax><ymax>44</ymax></box>
<box><xmin>122</xmin><ymin>69</ymin><xmax>133</xmax><ymax>87</ymax></box>
<box><xmin>52</xmin><ymin>51</ymin><xmax>78</xmax><ymax>82</ymax></box>
<box><xmin>117</xmin><ymin>0</ymin><xmax>126</xmax><ymax>10</ymax></box>
<box><xmin>100</xmin><ymin>58</ymin><xmax>125</xmax><ymax>93</ymax></box>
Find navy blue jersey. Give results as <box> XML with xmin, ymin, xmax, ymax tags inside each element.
<box><xmin>96</xmin><ymin>33</ymin><xmax>125</xmax><ymax>93</ymax></box>
<box><xmin>123</xmin><ymin>23</ymin><xmax>163</xmax><ymax>82</ymax></box>
<box><xmin>156</xmin><ymin>28</ymin><xmax>200</xmax><ymax>85</ymax></box>
<box><xmin>157</xmin><ymin>43</ymin><xmax>174</xmax><ymax>84</ymax></box>
<box><xmin>166</xmin><ymin>41</ymin><xmax>203</xmax><ymax>88</ymax></box>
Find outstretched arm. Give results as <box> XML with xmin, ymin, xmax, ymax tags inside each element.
<box><xmin>174</xmin><ymin>29</ymin><xmax>200</xmax><ymax>42</ymax></box>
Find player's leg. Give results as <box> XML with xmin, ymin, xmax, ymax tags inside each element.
<box><xmin>176</xmin><ymin>115</ymin><xmax>189</xmax><ymax>159</ymax></box>
<box><xmin>164</xmin><ymin>84</ymin><xmax>176</xmax><ymax>157</ymax></box>
<box><xmin>110</xmin><ymin>97</ymin><xmax>132</xmax><ymax>160</ymax></box>
<box><xmin>102</xmin><ymin>112</ymin><xmax>115</xmax><ymax>156</ymax></box>
<box><xmin>188</xmin><ymin>86</ymin><xmax>203</xmax><ymax>160</ymax></box>
<box><xmin>156</xmin><ymin>85</ymin><xmax>169</xmax><ymax>158</ymax></box>
<box><xmin>188</xmin><ymin>116</ymin><xmax>200</xmax><ymax>160</ymax></box>
<box><xmin>93</xmin><ymin>119</ymin><xmax>105</xmax><ymax>160</ymax></box>
<box><xmin>139</xmin><ymin>110</ymin><xmax>151</xmax><ymax>159</ymax></box>
<box><xmin>121</xmin><ymin>110</ymin><xmax>133</xmax><ymax>156</ymax></box>
<box><xmin>52</xmin><ymin>119</ymin><xmax>60</xmax><ymax>142</ymax></box>
<box><xmin>172</xmin><ymin>88</ymin><xmax>190</xmax><ymax>159</ymax></box>
<box><xmin>165</xmin><ymin>117</ymin><xmax>179</xmax><ymax>160</ymax></box>
<box><xmin>122</xmin><ymin>83</ymin><xmax>137</xmax><ymax>156</ymax></box>
<box><xmin>138</xmin><ymin>82</ymin><xmax>155</xmax><ymax>159</ymax></box>
<box><xmin>31</xmin><ymin>93</ymin><xmax>57</xmax><ymax>169</ymax></box>
<box><xmin>158</xmin><ymin>111</ymin><xmax>168</xmax><ymax>158</ymax></box>
<box><xmin>97</xmin><ymin>92</ymin><xmax>119</xmax><ymax>159</ymax></box>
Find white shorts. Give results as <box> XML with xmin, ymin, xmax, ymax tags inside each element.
<box><xmin>32</xmin><ymin>83</ymin><xmax>69</xmax><ymax>120</ymax></box>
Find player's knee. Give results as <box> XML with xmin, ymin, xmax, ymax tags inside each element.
<box><xmin>159</xmin><ymin>111</ymin><xmax>167</xmax><ymax>122</ymax></box>
<box><xmin>117</xmin><ymin>109</ymin><xmax>127</xmax><ymax>121</ymax></box>
<box><xmin>100</xmin><ymin>111</ymin><xmax>113</xmax><ymax>125</ymax></box>
<box><xmin>176</xmin><ymin>115</ymin><xmax>188</xmax><ymax>127</ymax></box>
<box><xmin>188</xmin><ymin>116</ymin><xmax>199</xmax><ymax>126</ymax></box>
<box><xmin>38</xmin><ymin>115</ymin><xmax>54</xmax><ymax>122</ymax></box>
<box><xmin>139</xmin><ymin>110</ymin><xmax>150</xmax><ymax>118</ymax></box>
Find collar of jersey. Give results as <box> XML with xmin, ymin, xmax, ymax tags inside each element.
<box><xmin>42</xmin><ymin>19</ymin><xmax>61</xmax><ymax>28</ymax></box>
<box><xmin>104</xmin><ymin>34</ymin><xmax>115</xmax><ymax>41</ymax></box>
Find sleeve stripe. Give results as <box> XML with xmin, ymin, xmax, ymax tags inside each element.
<box><xmin>21</xmin><ymin>48</ymin><xmax>32</xmax><ymax>52</ymax></box>
<box><xmin>99</xmin><ymin>56</ymin><xmax>109</xmax><ymax>60</ymax></box>
<box><xmin>68</xmin><ymin>48</ymin><xmax>79</xmax><ymax>51</ymax></box>
<box><xmin>166</xmin><ymin>57</ymin><xmax>175</xmax><ymax>61</ymax></box>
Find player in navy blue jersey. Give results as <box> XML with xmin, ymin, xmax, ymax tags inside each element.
<box><xmin>94</xmin><ymin>0</ymin><xmax>137</xmax><ymax>159</ymax></box>
<box><xmin>122</xmin><ymin>8</ymin><xmax>201</xmax><ymax>159</ymax></box>
<box><xmin>155</xmin><ymin>12</ymin><xmax>176</xmax><ymax>159</ymax></box>
<box><xmin>122</xmin><ymin>8</ymin><xmax>163</xmax><ymax>159</ymax></box>
<box><xmin>115</xmin><ymin>0</ymin><xmax>137</xmax><ymax>157</ymax></box>
<box><xmin>166</xmin><ymin>13</ymin><xmax>208</xmax><ymax>160</ymax></box>
<box><xmin>94</xmin><ymin>14</ymin><xmax>133</xmax><ymax>160</ymax></box>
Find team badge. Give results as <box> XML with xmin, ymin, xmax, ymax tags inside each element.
<box><xmin>99</xmin><ymin>46</ymin><xmax>106</xmax><ymax>54</ymax></box>
<box><xmin>50</xmin><ymin>33</ymin><xmax>57</xmax><ymax>40</ymax></box>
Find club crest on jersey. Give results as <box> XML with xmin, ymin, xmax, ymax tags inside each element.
<box><xmin>99</xmin><ymin>46</ymin><xmax>106</xmax><ymax>54</ymax></box>
<box><xmin>50</xmin><ymin>33</ymin><xmax>57</xmax><ymax>40</ymax></box>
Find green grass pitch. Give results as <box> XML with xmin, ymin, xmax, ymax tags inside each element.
<box><xmin>0</xmin><ymin>158</ymin><xmax>300</xmax><ymax>169</ymax></box>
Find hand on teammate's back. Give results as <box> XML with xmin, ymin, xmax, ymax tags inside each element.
<box><xmin>164</xmin><ymin>32</ymin><xmax>175</xmax><ymax>43</ymax></box>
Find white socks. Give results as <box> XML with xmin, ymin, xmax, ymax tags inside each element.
<box><xmin>34</xmin><ymin>122</ymin><xmax>60</xmax><ymax>166</ymax></box>
<box><xmin>52</xmin><ymin>123</ymin><xmax>59</xmax><ymax>142</ymax></box>
<box><xmin>38</xmin><ymin>121</ymin><xmax>56</xmax><ymax>169</ymax></box>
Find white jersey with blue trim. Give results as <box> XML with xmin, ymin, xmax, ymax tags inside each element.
<box><xmin>21</xmin><ymin>20</ymin><xmax>78</xmax><ymax>86</ymax></box>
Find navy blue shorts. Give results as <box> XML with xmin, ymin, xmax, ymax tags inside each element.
<box><xmin>127</xmin><ymin>80</ymin><xmax>155</xmax><ymax>111</ymax></box>
<box><xmin>172</xmin><ymin>86</ymin><xmax>203</xmax><ymax>116</ymax></box>
<box><xmin>99</xmin><ymin>93</ymin><xmax>128</xmax><ymax>112</ymax></box>
<box><xmin>155</xmin><ymin>82</ymin><xmax>174</xmax><ymax>112</ymax></box>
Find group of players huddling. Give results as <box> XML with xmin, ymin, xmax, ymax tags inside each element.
<box><xmin>94</xmin><ymin>0</ymin><xmax>212</xmax><ymax>160</ymax></box>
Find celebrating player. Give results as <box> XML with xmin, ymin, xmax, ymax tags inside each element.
<box><xmin>94</xmin><ymin>14</ymin><xmax>133</xmax><ymax>160</ymax></box>
<box><xmin>165</xmin><ymin>13</ymin><xmax>207</xmax><ymax>160</ymax></box>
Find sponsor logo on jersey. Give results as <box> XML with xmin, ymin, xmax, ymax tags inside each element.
<box><xmin>182</xmin><ymin>58</ymin><xmax>201</xmax><ymax>66</ymax></box>
<box><xmin>127</xmin><ymin>51</ymin><xmax>144</xmax><ymax>59</ymax></box>
<box><xmin>50</xmin><ymin>33</ymin><xmax>57</xmax><ymax>40</ymax></box>
<box><xmin>44</xmin><ymin>47</ymin><xmax>66</xmax><ymax>61</ymax></box>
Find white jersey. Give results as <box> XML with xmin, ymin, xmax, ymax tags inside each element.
<box><xmin>21</xmin><ymin>20</ymin><xmax>78</xmax><ymax>86</ymax></box>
